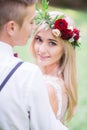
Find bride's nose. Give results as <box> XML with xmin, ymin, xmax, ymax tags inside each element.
<box><xmin>39</xmin><ymin>43</ymin><xmax>47</xmax><ymax>53</ymax></box>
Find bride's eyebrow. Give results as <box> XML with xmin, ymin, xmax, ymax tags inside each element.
<box><xmin>35</xmin><ymin>35</ymin><xmax>41</xmax><ymax>38</ymax></box>
<box><xmin>48</xmin><ymin>39</ymin><xmax>57</xmax><ymax>43</ymax></box>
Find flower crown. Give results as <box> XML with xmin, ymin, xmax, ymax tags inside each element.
<box><xmin>35</xmin><ymin>0</ymin><xmax>80</xmax><ymax>48</ymax></box>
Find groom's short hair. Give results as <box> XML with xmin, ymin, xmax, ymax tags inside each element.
<box><xmin>0</xmin><ymin>0</ymin><xmax>37</xmax><ymax>30</ymax></box>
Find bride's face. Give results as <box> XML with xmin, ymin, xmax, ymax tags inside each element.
<box><xmin>33</xmin><ymin>28</ymin><xmax>64</xmax><ymax>67</ymax></box>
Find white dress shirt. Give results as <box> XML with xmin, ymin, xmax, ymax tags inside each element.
<box><xmin>0</xmin><ymin>41</ymin><xmax>68</xmax><ymax>130</ymax></box>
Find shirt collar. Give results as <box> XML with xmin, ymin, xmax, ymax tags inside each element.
<box><xmin>0</xmin><ymin>41</ymin><xmax>13</xmax><ymax>57</ymax></box>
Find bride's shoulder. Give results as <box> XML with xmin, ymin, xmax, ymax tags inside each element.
<box><xmin>43</xmin><ymin>74</ymin><xmax>64</xmax><ymax>86</ymax></box>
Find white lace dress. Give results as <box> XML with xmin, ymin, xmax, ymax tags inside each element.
<box><xmin>43</xmin><ymin>75</ymin><xmax>68</xmax><ymax>122</ymax></box>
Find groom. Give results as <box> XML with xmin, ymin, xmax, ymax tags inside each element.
<box><xmin>0</xmin><ymin>0</ymin><xmax>68</xmax><ymax>130</ymax></box>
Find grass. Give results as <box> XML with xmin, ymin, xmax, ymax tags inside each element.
<box><xmin>14</xmin><ymin>6</ymin><xmax>87</xmax><ymax>130</ymax></box>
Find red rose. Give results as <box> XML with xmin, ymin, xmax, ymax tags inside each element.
<box><xmin>74</xmin><ymin>35</ymin><xmax>79</xmax><ymax>41</ymax></box>
<box><xmin>73</xmin><ymin>28</ymin><xmax>80</xmax><ymax>41</ymax></box>
<box><xmin>73</xmin><ymin>28</ymin><xmax>79</xmax><ymax>35</ymax></box>
<box><xmin>61</xmin><ymin>29</ymin><xmax>73</xmax><ymax>40</ymax></box>
<box><xmin>54</xmin><ymin>19</ymin><xmax>68</xmax><ymax>31</ymax></box>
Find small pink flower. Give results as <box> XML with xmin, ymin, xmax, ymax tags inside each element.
<box><xmin>52</xmin><ymin>29</ymin><xmax>61</xmax><ymax>37</ymax></box>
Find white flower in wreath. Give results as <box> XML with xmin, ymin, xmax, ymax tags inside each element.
<box><xmin>52</xmin><ymin>29</ymin><xmax>61</xmax><ymax>37</ymax></box>
<box><xmin>68</xmin><ymin>25</ymin><xmax>73</xmax><ymax>31</ymax></box>
<box><xmin>69</xmin><ymin>37</ymin><xmax>74</xmax><ymax>42</ymax></box>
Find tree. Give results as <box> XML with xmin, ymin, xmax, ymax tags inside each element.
<box><xmin>39</xmin><ymin>0</ymin><xmax>87</xmax><ymax>10</ymax></box>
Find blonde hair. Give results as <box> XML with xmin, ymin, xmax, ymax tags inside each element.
<box><xmin>60</xmin><ymin>41</ymin><xmax>77</xmax><ymax>121</ymax></box>
<box><xmin>31</xmin><ymin>11</ymin><xmax>78</xmax><ymax>121</ymax></box>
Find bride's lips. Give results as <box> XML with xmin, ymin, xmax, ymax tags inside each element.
<box><xmin>38</xmin><ymin>54</ymin><xmax>49</xmax><ymax>61</ymax></box>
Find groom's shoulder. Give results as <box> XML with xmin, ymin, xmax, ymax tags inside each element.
<box><xmin>20</xmin><ymin>61</ymin><xmax>40</xmax><ymax>74</ymax></box>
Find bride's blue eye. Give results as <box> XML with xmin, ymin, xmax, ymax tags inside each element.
<box><xmin>49</xmin><ymin>41</ymin><xmax>57</xmax><ymax>46</ymax></box>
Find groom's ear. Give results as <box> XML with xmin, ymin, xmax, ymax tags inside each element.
<box><xmin>5</xmin><ymin>21</ymin><xmax>19</xmax><ymax>36</ymax></box>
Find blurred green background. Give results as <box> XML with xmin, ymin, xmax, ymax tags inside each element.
<box><xmin>14</xmin><ymin>2</ymin><xmax>87</xmax><ymax>130</ymax></box>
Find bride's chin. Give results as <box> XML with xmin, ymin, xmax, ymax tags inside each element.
<box><xmin>38</xmin><ymin>61</ymin><xmax>46</xmax><ymax>66</ymax></box>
